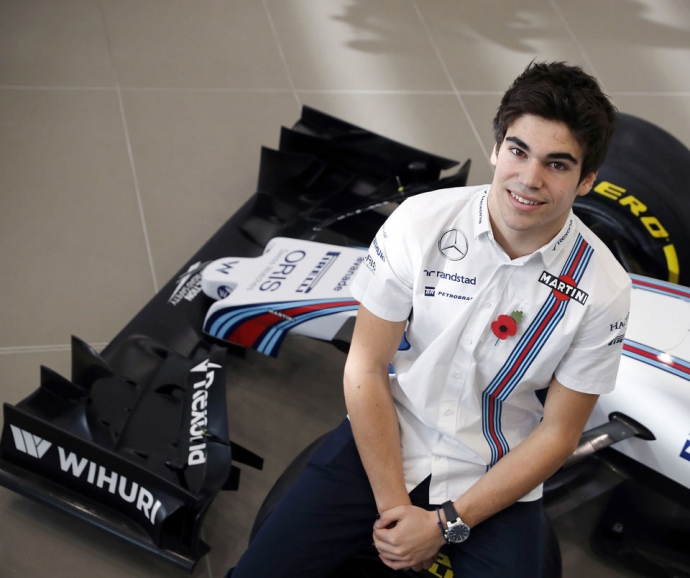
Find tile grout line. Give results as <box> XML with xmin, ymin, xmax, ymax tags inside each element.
<box><xmin>114</xmin><ymin>88</ymin><xmax>160</xmax><ymax>293</ymax></box>
<box><xmin>549</xmin><ymin>0</ymin><xmax>605</xmax><ymax>91</ymax></box>
<box><xmin>98</xmin><ymin>0</ymin><xmax>159</xmax><ymax>293</ymax></box>
<box><xmin>6</xmin><ymin>85</ymin><xmax>689</xmax><ymax>97</ymax></box>
<box><xmin>261</xmin><ymin>0</ymin><xmax>302</xmax><ymax>110</ymax></box>
<box><xmin>410</xmin><ymin>0</ymin><xmax>492</xmax><ymax>168</ymax></box>
<box><xmin>0</xmin><ymin>85</ymin><xmax>505</xmax><ymax>96</ymax></box>
<box><xmin>0</xmin><ymin>343</ymin><xmax>109</xmax><ymax>355</ymax></box>
<box><xmin>0</xmin><ymin>85</ymin><xmax>116</xmax><ymax>91</ymax></box>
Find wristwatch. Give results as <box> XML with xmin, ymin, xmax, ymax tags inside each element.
<box><xmin>440</xmin><ymin>501</ymin><xmax>470</xmax><ymax>544</ymax></box>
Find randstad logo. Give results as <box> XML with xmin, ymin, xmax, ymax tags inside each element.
<box><xmin>10</xmin><ymin>425</ymin><xmax>52</xmax><ymax>459</ymax></box>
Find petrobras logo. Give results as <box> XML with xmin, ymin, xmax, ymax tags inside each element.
<box><xmin>424</xmin><ymin>286</ymin><xmax>435</xmax><ymax>297</ymax></box>
<box><xmin>8</xmin><ymin>425</ymin><xmax>163</xmax><ymax>524</ymax></box>
<box><xmin>187</xmin><ymin>358</ymin><xmax>222</xmax><ymax>467</ymax></box>
<box><xmin>10</xmin><ymin>425</ymin><xmax>52</xmax><ymax>458</ymax></box>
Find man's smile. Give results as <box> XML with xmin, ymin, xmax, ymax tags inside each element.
<box><xmin>508</xmin><ymin>189</ymin><xmax>544</xmax><ymax>207</ymax></box>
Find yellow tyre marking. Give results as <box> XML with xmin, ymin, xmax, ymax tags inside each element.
<box><xmin>664</xmin><ymin>244</ymin><xmax>680</xmax><ymax>284</ymax></box>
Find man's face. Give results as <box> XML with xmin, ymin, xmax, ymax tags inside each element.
<box><xmin>488</xmin><ymin>114</ymin><xmax>597</xmax><ymax>256</ymax></box>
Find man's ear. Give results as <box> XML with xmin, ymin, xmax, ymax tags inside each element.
<box><xmin>490</xmin><ymin>144</ymin><xmax>499</xmax><ymax>167</ymax></box>
<box><xmin>577</xmin><ymin>171</ymin><xmax>598</xmax><ymax>197</ymax></box>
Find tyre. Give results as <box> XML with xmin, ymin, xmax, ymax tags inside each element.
<box><xmin>574</xmin><ymin>113</ymin><xmax>690</xmax><ymax>286</ymax></box>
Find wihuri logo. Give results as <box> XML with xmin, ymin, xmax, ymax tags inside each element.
<box><xmin>9</xmin><ymin>425</ymin><xmax>163</xmax><ymax>524</ymax></box>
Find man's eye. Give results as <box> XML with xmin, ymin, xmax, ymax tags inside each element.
<box><xmin>550</xmin><ymin>162</ymin><xmax>568</xmax><ymax>171</ymax></box>
<box><xmin>509</xmin><ymin>147</ymin><xmax>525</xmax><ymax>157</ymax></box>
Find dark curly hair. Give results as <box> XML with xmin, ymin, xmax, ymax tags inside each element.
<box><xmin>493</xmin><ymin>61</ymin><xmax>618</xmax><ymax>183</ymax></box>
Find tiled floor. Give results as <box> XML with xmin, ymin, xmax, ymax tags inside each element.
<box><xmin>1</xmin><ymin>1</ymin><xmax>689</xmax><ymax>576</ymax></box>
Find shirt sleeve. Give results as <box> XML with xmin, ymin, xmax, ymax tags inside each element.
<box><xmin>554</xmin><ymin>273</ymin><xmax>632</xmax><ymax>395</ymax></box>
<box><xmin>349</xmin><ymin>200</ymin><xmax>417</xmax><ymax>322</ymax></box>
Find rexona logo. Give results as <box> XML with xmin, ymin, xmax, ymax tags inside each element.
<box><xmin>10</xmin><ymin>425</ymin><xmax>163</xmax><ymax>524</ymax></box>
<box><xmin>188</xmin><ymin>358</ymin><xmax>222</xmax><ymax>466</ymax></box>
<box><xmin>10</xmin><ymin>425</ymin><xmax>52</xmax><ymax>458</ymax></box>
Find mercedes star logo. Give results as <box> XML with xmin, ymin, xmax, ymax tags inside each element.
<box><xmin>438</xmin><ymin>228</ymin><xmax>469</xmax><ymax>261</ymax></box>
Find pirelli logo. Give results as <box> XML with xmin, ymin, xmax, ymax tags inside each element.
<box><xmin>539</xmin><ymin>271</ymin><xmax>589</xmax><ymax>305</ymax></box>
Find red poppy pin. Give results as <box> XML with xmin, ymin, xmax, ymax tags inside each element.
<box><xmin>491</xmin><ymin>311</ymin><xmax>523</xmax><ymax>345</ymax></box>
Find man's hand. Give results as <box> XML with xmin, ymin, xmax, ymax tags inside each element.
<box><xmin>373</xmin><ymin>505</ymin><xmax>445</xmax><ymax>571</ymax></box>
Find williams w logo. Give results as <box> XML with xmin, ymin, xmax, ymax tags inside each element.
<box><xmin>9</xmin><ymin>425</ymin><xmax>52</xmax><ymax>459</ymax></box>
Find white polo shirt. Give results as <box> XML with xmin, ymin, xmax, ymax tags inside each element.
<box><xmin>350</xmin><ymin>185</ymin><xmax>631</xmax><ymax>503</ymax></box>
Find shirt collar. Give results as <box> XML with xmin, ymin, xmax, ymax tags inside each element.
<box><xmin>473</xmin><ymin>187</ymin><xmax>579</xmax><ymax>267</ymax></box>
<box><xmin>539</xmin><ymin>211</ymin><xmax>579</xmax><ymax>267</ymax></box>
<box><xmin>473</xmin><ymin>187</ymin><xmax>492</xmax><ymax>240</ymax></box>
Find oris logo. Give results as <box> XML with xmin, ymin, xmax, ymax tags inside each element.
<box><xmin>438</xmin><ymin>229</ymin><xmax>469</xmax><ymax>261</ymax></box>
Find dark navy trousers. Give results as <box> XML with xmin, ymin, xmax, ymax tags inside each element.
<box><xmin>230</xmin><ymin>419</ymin><xmax>554</xmax><ymax>578</ymax></box>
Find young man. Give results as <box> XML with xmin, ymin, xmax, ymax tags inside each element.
<box><xmin>231</xmin><ymin>61</ymin><xmax>630</xmax><ymax>577</ymax></box>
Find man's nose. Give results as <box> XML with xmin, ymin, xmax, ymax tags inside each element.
<box><xmin>519</xmin><ymin>160</ymin><xmax>543</xmax><ymax>190</ymax></box>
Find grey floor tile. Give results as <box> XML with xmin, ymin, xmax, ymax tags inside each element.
<box><xmin>120</xmin><ymin>90</ymin><xmax>300</xmax><ymax>284</ymax></box>
<box><xmin>555</xmin><ymin>0</ymin><xmax>690</xmax><ymax>92</ymax></box>
<box><xmin>0</xmin><ymin>89</ymin><xmax>155</xmax><ymax>348</ymax></box>
<box><xmin>461</xmin><ymin>93</ymin><xmax>505</xmax><ymax>163</ymax></box>
<box><xmin>0</xmin><ymin>350</ymin><xmax>71</xmax><ymax>430</ymax></box>
<box><xmin>298</xmin><ymin>92</ymin><xmax>495</xmax><ymax>186</ymax></box>
<box><xmin>0</xmin><ymin>0</ymin><xmax>115</xmax><ymax>87</ymax></box>
<box><xmin>416</xmin><ymin>0</ymin><xmax>590</xmax><ymax>92</ymax></box>
<box><xmin>266</xmin><ymin>0</ymin><xmax>452</xmax><ymax>91</ymax></box>
<box><xmin>101</xmin><ymin>0</ymin><xmax>292</xmax><ymax>89</ymax></box>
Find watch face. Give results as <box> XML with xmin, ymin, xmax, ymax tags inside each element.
<box><xmin>446</xmin><ymin>520</ymin><xmax>470</xmax><ymax>543</ymax></box>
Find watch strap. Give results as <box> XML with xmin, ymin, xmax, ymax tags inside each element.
<box><xmin>441</xmin><ymin>500</ymin><xmax>459</xmax><ymax>527</ymax></box>
<box><xmin>436</xmin><ymin>507</ymin><xmax>449</xmax><ymax>544</ymax></box>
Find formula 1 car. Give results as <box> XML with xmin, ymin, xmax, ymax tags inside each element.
<box><xmin>1</xmin><ymin>107</ymin><xmax>689</xmax><ymax>576</ymax></box>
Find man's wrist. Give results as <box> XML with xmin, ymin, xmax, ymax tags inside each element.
<box><xmin>438</xmin><ymin>501</ymin><xmax>471</xmax><ymax>544</ymax></box>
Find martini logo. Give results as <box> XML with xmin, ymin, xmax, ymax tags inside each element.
<box><xmin>10</xmin><ymin>425</ymin><xmax>52</xmax><ymax>458</ymax></box>
<box><xmin>538</xmin><ymin>271</ymin><xmax>589</xmax><ymax>305</ymax></box>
